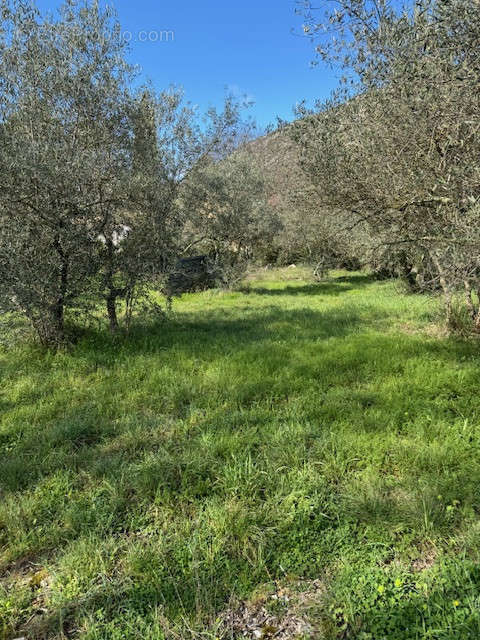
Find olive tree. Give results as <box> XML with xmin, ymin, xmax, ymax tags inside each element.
<box><xmin>0</xmin><ymin>0</ymin><xmax>248</xmax><ymax>343</ymax></box>
<box><xmin>0</xmin><ymin>0</ymin><xmax>137</xmax><ymax>346</ymax></box>
<box><xmin>294</xmin><ymin>0</ymin><xmax>480</xmax><ymax>326</ymax></box>
<box><xmin>247</xmin><ymin>126</ymin><xmax>368</xmax><ymax>270</ymax></box>
<box><xmin>179</xmin><ymin>150</ymin><xmax>277</xmax><ymax>287</ymax></box>
<box><xmin>95</xmin><ymin>87</ymin><xmax>247</xmax><ymax>328</ymax></box>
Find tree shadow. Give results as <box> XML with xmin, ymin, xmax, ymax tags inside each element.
<box><xmin>242</xmin><ymin>273</ymin><xmax>376</xmax><ymax>297</ymax></box>
<box><xmin>1</xmin><ymin>307</ymin><xmax>478</xmax><ymax>500</ymax></box>
<box><xmin>2</xmin><ymin>279</ymin><xmax>480</xmax><ymax>637</ymax></box>
<box><xmin>0</xmin><ymin>305</ymin><xmax>370</xmax><ymax>490</ymax></box>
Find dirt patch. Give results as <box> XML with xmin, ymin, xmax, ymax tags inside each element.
<box><xmin>411</xmin><ymin>545</ymin><xmax>437</xmax><ymax>572</ymax></box>
<box><xmin>218</xmin><ymin>579</ymin><xmax>325</xmax><ymax>639</ymax></box>
<box><xmin>0</xmin><ymin>554</ymin><xmax>43</xmax><ymax>582</ymax></box>
<box><xmin>397</xmin><ymin>322</ymin><xmax>448</xmax><ymax>339</ymax></box>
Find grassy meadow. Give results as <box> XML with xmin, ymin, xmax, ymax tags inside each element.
<box><xmin>2</xmin><ymin>267</ymin><xmax>480</xmax><ymax>639</ymax></box>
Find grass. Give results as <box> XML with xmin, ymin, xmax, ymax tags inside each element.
<box><xmin>2</xmin><ymin>267</ymin><xmax>480</xmax><ymax>639</ymax></box>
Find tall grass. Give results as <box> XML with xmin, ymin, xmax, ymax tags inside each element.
<box><xmin>1</xmin><ymin>268</ymin><xmax>480</xmax><ymax>639</ymax></box>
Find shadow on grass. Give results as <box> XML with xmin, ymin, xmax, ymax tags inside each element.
<box><xmin>1</xmin><ymin>303</ymin><xmax>479</xmax><ymax>500</ymax></box>
<box><xmin>3</xmin><ymin>276</ymin><xmax>480</xmax><ymax>638</ymax></box>
<box><xmin>0</xmin><ymin>305</ymin><xmax>369</xmax><ymax>483</ymax></box>
<box><xmin>0</xmin><ymin>304</ymin><xmax>365</xmax><ymax>378</ymax></box>
<box><xmin>242</xmin><ymin>273</ymin><xmax>376</xmax><ymax>297</ymax></box>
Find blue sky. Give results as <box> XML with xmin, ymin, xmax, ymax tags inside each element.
<box><xmin>36</xmin><ymin>0</ymin><xmax>339</xmax><ymax>128</ymax></box>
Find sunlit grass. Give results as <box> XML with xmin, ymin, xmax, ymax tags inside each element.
<box><xmin>1</xmin><ymin>268</ymin><xmax>480</xmax><ymax>639</ymax></box>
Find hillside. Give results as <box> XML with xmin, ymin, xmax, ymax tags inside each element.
<box><xmin>244</xmin><ymin>129</ymin><xmax>330</xmax><ymax>264</ymax></box>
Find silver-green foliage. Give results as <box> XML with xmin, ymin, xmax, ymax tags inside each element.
<box><xmin>0</xmin><ymin>0</ymin><xmax>137</xmax><ymax>345</ymax></box>
<box><xmin>295</xmin><ymin>0</ymin><xmax>480</xmax><ymax>327</ymax></box>
<box><xmin>0</xmin><ymin>0</ymin><xmax>252</xmax><ymax>345</ymax></box>
<box><xmin>179</xmin><ymin>150</ymin><xmax>278</xmax><ymax>288</ymax></box>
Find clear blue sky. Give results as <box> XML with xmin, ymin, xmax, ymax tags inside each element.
<box><xmin>36</xmin><ymin>0</ymin><xmax>339</xmax><ymax>128</ymax></box>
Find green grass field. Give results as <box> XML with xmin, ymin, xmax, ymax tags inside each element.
<box><xmin>2</xmin><ymin>268</ymin><xmax>480</xmax><ymax>639</ymax></box>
